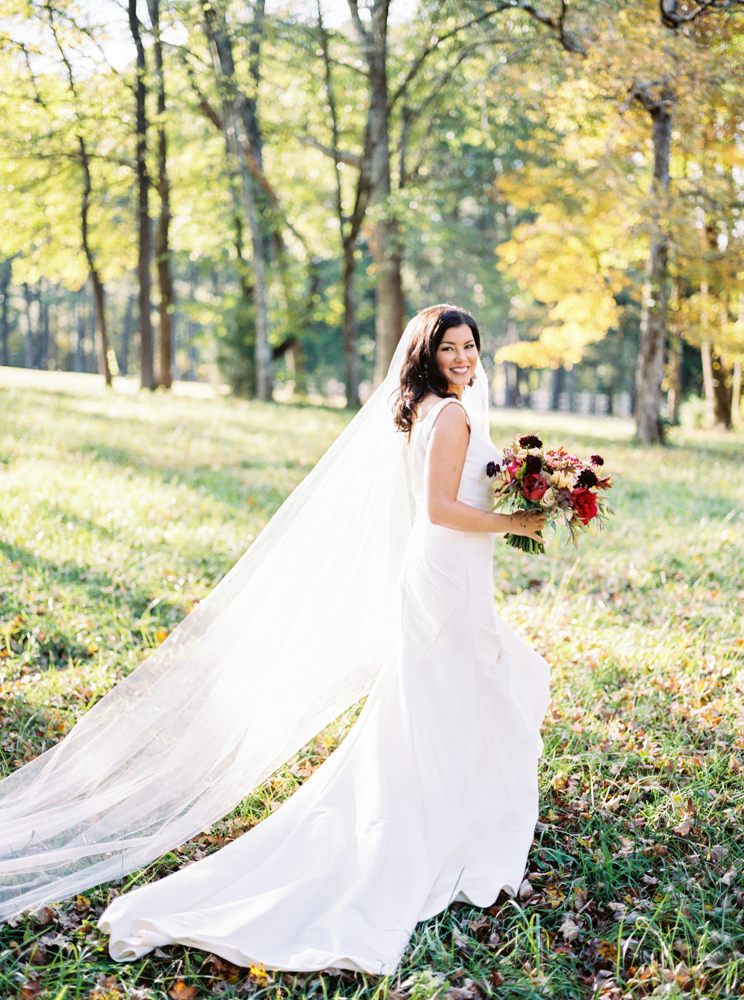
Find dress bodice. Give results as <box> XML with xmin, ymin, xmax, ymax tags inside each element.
<box><xmin>408</xmin><ymin>397</ymin><xmax>503</xmax><ymax>516</ymax></box>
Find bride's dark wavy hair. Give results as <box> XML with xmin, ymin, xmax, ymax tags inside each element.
<box><xmin>392</xmin><ymin>304</ymin><xmax>481</xmax><ymax>436</ymax></box>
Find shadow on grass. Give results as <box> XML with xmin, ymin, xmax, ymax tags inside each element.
<box><xmin>0</xmin><ymin>538</ymin><xmax>164</xmax><ymax>623</ymax></box>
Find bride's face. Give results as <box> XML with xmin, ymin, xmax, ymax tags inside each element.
<box><xmin>434</xmin><ymin>324</ymin><xmax>479</xmax><ymax>391</ymax></box>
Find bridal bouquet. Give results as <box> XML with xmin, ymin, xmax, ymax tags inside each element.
<box><xmin>487</xmin><ymin>434</ymin><xmax>613</xmax><ymax>555</ymax></box>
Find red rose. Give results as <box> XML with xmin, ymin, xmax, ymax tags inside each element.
<box><xmin>523</xmin><ymin>473</ymin><xmax>549</xmax><ymax>502</ymax></box>
<box><xmin>572</xmin><ymin>487</ymin><xmax>598</xmax><ymax>524</ymax></box>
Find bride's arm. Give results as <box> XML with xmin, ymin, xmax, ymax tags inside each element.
<box><xmin>424</xmin><ymin>404</ymin><xmax>545</xmax><ymax>541</ymax></box>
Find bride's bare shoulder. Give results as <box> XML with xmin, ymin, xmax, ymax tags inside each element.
<box><xmin>415</xmin><ymin>394</ymin><xmax>441</xmax><ymax>422</ymax></box>
<box><xmin>415</xmin><ymin>394</ymin><xmax>466</xmax><ymax>425</ymax></box>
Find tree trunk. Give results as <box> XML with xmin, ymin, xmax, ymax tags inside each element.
<box><xmin>666</xmin><ymin>275</ymin><xmax>682</xmax><ymax>424</ymax></box>
<box><xmin>318</xmin><ymin>6</ymin><xmax>366</xmax><ymax>407</ymax></box>
<box><xmin>732</xmin><ymin>356</ymin><xmax>742</xmax><ymax>428</ymax></box>
<box><xmin>23</xmin><ymin>283</ymin><xmax>35</xmax><ymax>368</ymax></box>
<box><xmin>75</xmin><ymin>307</ymin><xmax>84</xmax><ymax>373</ymax></box>
<box><xmin>36</xmin><ymin>281</ymin><xmax>50</xmax><ymax>369</ymax></box>
<box><xmin>566</xmin><ymin>365</ymin><xmax>575</xmax><ymax>412</ymax></box>
<box><xmin>202</xmin><ymin>0</ymin><xmax>272</xmax><ymax>401</ymax></box>
<box><xmin>634</xmin><ymin>98</ymin><xmax>672</xmax><ymax>444</ymax></box>
<box><xmin>550</xmin><ymin>365</ymin><xmax>564</xmax><ymax>411</ymax></box>
<box><xmin>78</xmin><ymin>135</ymin><xmax>112</xmax><ymax>386</ymax></box>
<box><xmin>129</xmin><ymin>0</ymin><xmax>154</xmax><ymax>389</ymax></box>
<box><xmin>711</xmin><ymin>348</ymin><xmax>732</xmax><ymax>429</ymax></box>
<box><xmin>348</xmin><ymin>0</ymin><xmax>405</xmax><ymax>383</ymax></box>
<box><xmin>734</xmin><ymin>293</ymin><xmax>744</xmax><ymax>428</ymax></box>
<box><xmin>147</xmin><ymin>0</ymin><xmax>174</xmax><ymax>390</ymax></box>
<box><xmin>342</xmin><ymin>241</ymin><xmax>360</xmax><ymax>407</ymax></box>
<box><xmin>121</xmin><ymin>295</ymin><xmax>133</xmax><ymax>376</ymax></box>
<box><xmin>667</xmin><ymin>334</ymin><xmax>682</xmax><ymax>425</ymax></box>
<box><xmin>370</xmin><ymin>216</ymin><xmax>405</xmax><ymax>384</ymax></box>
<box><xmin>0</xmin><ymin>259</ymin><xmax>12</xmax><ymax>367</ymax></box>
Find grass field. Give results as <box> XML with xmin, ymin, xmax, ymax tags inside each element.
<box><xmin>0</xmin><ymin>384</ymin><xmax>743</xmax><ymax>1000</ymax></box>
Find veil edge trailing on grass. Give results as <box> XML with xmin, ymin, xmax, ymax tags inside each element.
<box><xmin>0</xmin><ymin>308</ymin><xmax>489</xmax><ymax>920</ymax></box>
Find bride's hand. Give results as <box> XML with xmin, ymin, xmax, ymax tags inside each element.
<box><xmin>508</xmin><ymin>510</ymin><xmax>546</xmax><ymax>543</ymax></box>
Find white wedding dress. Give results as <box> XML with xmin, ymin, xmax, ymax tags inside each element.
<box><xmin>99</xmin><ymin>397</ymin><xmax>550</xmax><ymax>976</ymax></box>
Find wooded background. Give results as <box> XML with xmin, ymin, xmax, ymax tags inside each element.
<box><xmin>1</xmin><ymin>0</ymin><xmax>743</xmax><ymax>442</ymax></box>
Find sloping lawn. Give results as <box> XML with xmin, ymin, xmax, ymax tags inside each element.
<box><xmin>0</xmin><ymin>386</ymin><xmax>743</xmax><ymax>999</ymax></box>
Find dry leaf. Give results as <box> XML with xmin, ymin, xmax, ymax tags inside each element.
<box><xmin>168</xmin><ymin>981</ymin><xmax>198</xmax><ymax>1000</ymax></box>
<box><xmin>452</xmin><ymin>927</ymin><xmax>471</xmax><ymax>952</ymax></box>
<box><xmin>31</xmin><ymin>905</ymin><xmax>55</xmax><ymax>926</ymax></box>
<box><xmin>546</xmin><ymin>886</ymin><xmax>565</xmax><ymax>909</ymax></box>
<box><xmin>208</xmin><ymin>954</ymin><xmax>242</xmax><ymax>984</ymax></box>
<box><xmin>560</xmin><ymin>916</ymin><xmax>581</xmax><ymax>942</ymax></box>
<box><xmin>27</xmin><ymin>943</ymin><xmax>48</xmax><ymax>966</ymax></box>
<box><xmin>38</xmin><ymin>932</ymin><xmax>72</xmax><ymax>948</ymax></box>
<box><xmin>671</xmin><ymin>816</ymin><xmax>694</xmax><ymax>837</ymax></box>
<box><xmin>489</xmin><ymin>968</ymin><xmax>504</xmax><ymax>988</ymax></box>
<box><xmin>708</xmin><ymin>844</ymin><xmax>728</xmax><ymax>864</ymax></box>
<box><xmin>247</xmin><ymin>963</ymin><xmax>269</xmax><ymax>984</ymax></box>
<box><xmin>19</xmin><ymin>981</ymin><xmax>42</xmax><ymax>1000</ymax></box>
<box><xmin>517</xmin><ymin>879</ymin><xmax>533</xmax><ymax>900</ymax></box>
<box><xmin>597</xmin><ymin>940</ymin><xmax>616</xmax><ymax>961</ymax></box>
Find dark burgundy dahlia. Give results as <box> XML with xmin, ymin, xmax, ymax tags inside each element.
<box><xmin>486</xmin><ymin>461</ymin><xmax>501</xmax><ymax>477</ymax></box>
<box><xmin>590</xmin><ymin>454</ymin><xmax>604</xmax><ymax>466</ymax></box>
<box><xmin>524</xmin><ymin>454</ymin><xmax>543</xmax><ymax>475</ymax></box>
<box><xmin>519</xmin><ymin>435</ymin><xmax>543</xmax><ymax>449</ymax></box>
<box><xmin>577</xmin><ymin>468</ymin><xmax>599</xmax><ymax>488</ymax></box>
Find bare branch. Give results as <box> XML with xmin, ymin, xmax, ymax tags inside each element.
<box><xmin>515</xmin><ymin>0</ymin><xmax>588</xmax><ymax>54</ymax></box>
<box><xmin>176</xmin><ymin>48</ymin><xmax>224</xmax><ymax>130</ymax></box>
<box><xmin>388</xmin><ymin>4</ymin><xmax>511</xmax><ymax>112</ymax></box>
<box><xmin>346</xmin><ymin>0</ymin><xmax>370</xmax><ymax>44</ymax></box>
<box><xmin>298</xmin><ymin>135</ymin><xmax>362</xmax><ymax>169</ymax></box>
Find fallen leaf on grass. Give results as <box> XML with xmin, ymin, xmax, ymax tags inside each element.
<box><xmin>38</xmin><ymin>932</ymin><xmax>71</xmax><ymax>948</ymax></box>
<box><xmin>560</xmin><ymin>916</ymin><xmax>581</xmax><ymax>942</ymax></box>
<box><xmin>517</xmin><ymin>879</ymin><xmax>533</xmax><ymax>900</ymax></box>
<box><xmin>27</xmin><ymin>943</ymin><xmax>48</xmax><ymax>965</ymax></box>
<box><xmin>87</xmin><ymin>974</ymin><xmax>121</xmax><ymax>999</ymax></box>
<box><xmin>671</xmin><ymin>816</ymin><xmax>695</xmax><ymax>836</ymax></box>
<box><xmin>721</xmin><ymin>867</ymin><xmax>737</xmax><ymax>885</ymax></box>
<box><xmin>597</xmin><ymin>940</ymin><xmax>616</xmax><ymax>961</ymax></box>
<box><xmin>446</xmin><ymin>978</ymin><xmax>481</xmax><ymax>1000</ymax></box>
<box><xmin>708</xmin><ymin>843</ymin><xmax>728</xmax><ymax>864</ymax></box>
<box><xmin>488</xmin><ymin>969</ymin><xmax>504</xmax><ymax>988</ymax></box>
<box><xmin>208</xmin><ymin>954</ymin><xmax>243</xmax><ymax>984</ymax></box>
<box><xmin>30</xmin><ymin>905</ymin><xmax>56</xmax><ymax>926</ymax></box>
<box><xmin>19</xmin><ymin>980</ymin><xmax>42</xmax><ymax>1000</ymax></box>
<box><xmin>452</xmin><ymin>927</ymin><xmax>471</xmax><ymax>952</ymax></box>
<box><xmin>546</xmin><ymin>886</ymin><xmax>565</xmax><ymax>909</ymax></box>
<box><xmin>467</xmin><ymin>916</ymin><xmax>490</xmax><ymax>942</ymax></box>
<box><xmin>168</xmin><ymin>981</ymin><xmax>198</xmax><ymax>1000</ymax></box>
<box><xmin>247</xmin><ymin>963</ymin><xmax>269</xmax><ymax>985</ymax></box>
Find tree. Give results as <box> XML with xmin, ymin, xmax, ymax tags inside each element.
<box><xmin>147</xmin><ymin>0</ymin><xmax>175</xmax><ymax>389</ymax></box>
<box><xmin>316</xmin><ymin>2</ymin><xmax>370</xmax><ymax>407</ymax></box>
<box><xmin>486</xmin><ymin>0</ymin><xmax>744</xmax><ymax>440</ymax></box>
<box><xmin>43</xmin><ymin>0</ymin><xmax>113</xmax><ymax>385</ymax></box>
<box><xmin>201</xmin><ymin>0</ymin><xmax>273</xmax><ymax>401</ymax></box>
<box><xmin>128</xmin><ymin>0</ymin><xmax>155</xmax><ymax>389</ymax></box>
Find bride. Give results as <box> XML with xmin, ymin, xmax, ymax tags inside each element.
<box><xmin>0</xmin><ymin>304</ymin><xmax>549</xmax><ymax>977</ymax></box>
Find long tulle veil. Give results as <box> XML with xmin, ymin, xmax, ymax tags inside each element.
<box><xmin>0</xmin><ymin>310</ymin><xmax>489</xmax><ymax>921</ymax></box>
